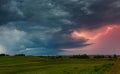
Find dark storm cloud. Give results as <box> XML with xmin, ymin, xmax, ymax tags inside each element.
<box><xmin>0</xmin><ymin>0</ymin><xmax>24</xmax><ymax>25</ymax></box>
<box><xmin>52</xmin><ymin>0</ymin><xmax>120</xmax><ymax>30</ymax></box>
<box><xmin>0</xmin><ymin>0</ymin><xmax>11</xmax><ymax>24</ymax></box>
<box><xmin>48</xmin><ymin>31</ymin><xmax>89</xmax><ymax>49</ymax></box>
<box><xmin>0</xmin><ymin>0</ymin><xmax>120</xmax><ymax>55</ymax></box>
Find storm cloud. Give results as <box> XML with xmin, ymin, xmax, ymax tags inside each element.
<box><xmin>0</xmin><ymin>0</ymin><xmax>120</xmax><ymax>55</ymax></box>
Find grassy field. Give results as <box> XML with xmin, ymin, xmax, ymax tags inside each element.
<box><xmin>0</xmin><ymin>56</ymin><xmax>118</xmax><ymax>74</ymax></box>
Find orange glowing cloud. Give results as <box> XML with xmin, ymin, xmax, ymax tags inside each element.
<box><xmin>71</xmin><ymin>25</ymin><xmax>118</xmax><ymax>41</ymax></box>
<box><xmin>62</xmin><ymin>25</ymin><xmax>120</xmax><ymax>55</ymax></box>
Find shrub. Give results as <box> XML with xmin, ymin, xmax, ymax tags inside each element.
<box><xmin>113</xmin><ymin>54</ymin><xmax>117</xmax><ymax>59</ymax></box>
<box><xmin>93</xmin><ymin>55</ymin><xmax>105</xmax><ymax>59</ymax></box>
<box><xmin>108</xmin><ymin>56</ymin><xmax>112</xmax><ymax>58</ymax></box>
<box><xmin>70</xmin><ymin>54</ymin><xmax>89</xmax><ymax>59</ymax></box>
<box><xmin>14</xmin><ymin>54</ymin><xmax>25</xmax><ymax>56</ymax></box>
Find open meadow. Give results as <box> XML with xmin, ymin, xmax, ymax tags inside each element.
<box><xmin>0</xmin><ymin>56</ymin><xmax>119</xmax><ymax>74</ymax></box>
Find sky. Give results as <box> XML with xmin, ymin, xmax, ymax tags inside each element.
<box><xmin>0</xmin><ymin>0</ymin><xmax>120</xmax><ymax>55</ymax></box>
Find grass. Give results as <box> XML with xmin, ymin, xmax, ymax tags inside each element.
<box><xmin>0</xmin><ymin>56</ymin><xmax>118</xmax><ymax>74</ymax></box>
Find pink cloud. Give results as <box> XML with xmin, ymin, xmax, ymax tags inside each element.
<box><xmin>63</xmin><ymin>25</ymin><xmax>120</xmax><ymax>55</ymax></box>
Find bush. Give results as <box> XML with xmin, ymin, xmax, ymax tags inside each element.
<box><xmin>70</xmin><ymin>54</ymin><xmax>89</xmax><ymax>59</ymax></box>
<box><xmin>14</xmin><ymin>54</ymin><xmax>25</xmax><ymax>56</ymax></box>
<box><xmin>113</xmin><ymin>54</ymin><xmax>117</xmax><ymax>59</ymax></box>
<box><xmin>80</xmin><ymin>54</ymin><xmax>89</xmax><ymax>59</ymax></box>
<box><xmin>93</xmin><ymin>55</ymin><xmax>105</xmax><ymax>59</ymax></box>
<box><xmin>108</xmin><ymin>56</ymin><xmax>112</xmax><ymax>58</ymax></box>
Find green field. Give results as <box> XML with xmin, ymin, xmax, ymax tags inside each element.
<box><xmin>0</xmin><ymin>56</ymin><xmax>119</xmax><ymax>74</ymax></box>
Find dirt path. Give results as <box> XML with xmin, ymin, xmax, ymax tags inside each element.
<box><xmin>106</xmin><ymin>60</ymin><xmax>120</xmax><ymax>74</ymax></box>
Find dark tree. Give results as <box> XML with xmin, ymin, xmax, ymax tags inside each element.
<box><xmin>113</xmin><ymin>54</ymin><xmax>117</xmax><ymax>59</ymax></box>
<box><xmin>0</xmin><ymin>54</ymin><xmax>10</xmax><ymax>56</ymax></box>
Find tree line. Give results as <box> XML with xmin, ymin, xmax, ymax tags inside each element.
<box><xmin>0</xmin><ymin>54</ymin><xmax>25</xmax><ymax>56</ymax></box>
<box><xmin>0</xmin><ymin>53</ymin><xmax>118</xmax><ymax>59</ymax></box>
